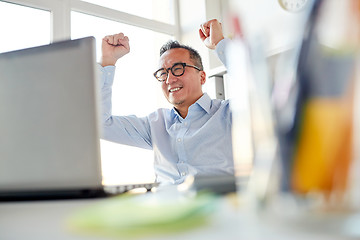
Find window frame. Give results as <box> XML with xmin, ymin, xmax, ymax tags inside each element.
<box><xmin>1</xmin><ymin>0</ymin><xmax>180</xmax><ymax>42</ymax></box>
<box><xmin>1</xmin><ymin>0</ymin><xmax>181</xmax><ymax>184</ymax></box>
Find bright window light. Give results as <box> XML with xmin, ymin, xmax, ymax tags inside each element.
<box><xmin>0</xmin><ymin>1</ymin><xmax>50</xmax><ymax>53</ymax></box>
<box><xmin>80</xmin><ymin>0</ymin><xmax>174</xmax><ymax>24</ymax></box>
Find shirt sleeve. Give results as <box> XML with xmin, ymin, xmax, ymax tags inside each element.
<box><xmin>99</xmin><ymin>65</ymin><xmax>115</xmax><ymax>125</ymax></box>
<box><xmin>215</xmin><ymin>38</ymin><xmax>231</xmax><ymax>68</ymax></box>
<box><xmin>98</xmin><ymin>65</ymin><xmax>152</xmax><ymax>150</ymax></box>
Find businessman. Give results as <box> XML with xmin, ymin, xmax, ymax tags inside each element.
<box><xmin>100</xmin><ymin>19</ymin><xmax>233</xmax><ymax>184</ymax></box>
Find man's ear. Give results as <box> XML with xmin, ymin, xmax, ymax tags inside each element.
<box><xmin>200</xmin><ymin>71</ymin><xmax>206</xmax><ymax>85</ymax></box>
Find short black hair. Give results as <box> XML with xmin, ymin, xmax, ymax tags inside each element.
<box><xmin>159</xmin><ymin>40</ymin><xmax>203</xmax><ymax>71</ymax></box>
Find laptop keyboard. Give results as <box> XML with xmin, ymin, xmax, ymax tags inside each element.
<box><xmin>103</xmin><ymin>183</ymin><xmax>159</xmax><ymax>195</ymax></box>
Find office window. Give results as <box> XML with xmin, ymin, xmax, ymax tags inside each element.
<box><xmin>80</xmin><ymin>0</ymin><xmax>174</xmax><ymax>24</ymax></box>
<box><xmin>0</xmin><ymin>1</ymin><xmax>50</xmax><ymax>53</ymax></box>
<box><xmin>72</xmin><ymin>12</ymin><xmax>172</xmax><ymax>185</ymax></box>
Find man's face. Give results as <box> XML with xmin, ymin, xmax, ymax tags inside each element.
<box><xmin>158</xmin><ymin>48</ymin><xmax>206</xmax><ymax>110</ymax></box>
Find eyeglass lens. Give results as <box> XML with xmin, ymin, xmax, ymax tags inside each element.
<box><xmin>155</xmin><ymin>63</ymin><xmax>185</xmax><ymax>81</ymax></box>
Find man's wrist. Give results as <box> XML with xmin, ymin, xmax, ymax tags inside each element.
<box><xmin>214</xmin><ymin>36</ymin><xmax>225</xmax><ymax>47</ymax></box>
<box><xmin>100</xmin><ymin>56</ymin><xmax>117</xmax><ymax>67</ymax></box>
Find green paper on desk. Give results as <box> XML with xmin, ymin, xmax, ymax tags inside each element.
<box><xmin>67</xmin><ymin>192</ymin><xmax>218</xmax><ymax>238</ymax></box>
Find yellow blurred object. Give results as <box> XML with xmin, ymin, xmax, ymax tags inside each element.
<box><xmin>291</xmin><ymin>96</ymin><xmax>353</xmax><ymax>196</ymax></box>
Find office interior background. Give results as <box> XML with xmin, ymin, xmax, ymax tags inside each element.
<box><xmin>0</xmin><ymin>0</ymin><xmax>256</xmax><ymax>185</ymax></box>
<box><xmin>1</xmin><ymin>0</ymin><xmax>359</xmax><ymax>202</ymax></box>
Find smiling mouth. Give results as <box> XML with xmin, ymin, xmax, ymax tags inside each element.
<box><xmin>169</xmin><ymin>87</ymin><xmax>182</xmax><ymax>93</ymax></box>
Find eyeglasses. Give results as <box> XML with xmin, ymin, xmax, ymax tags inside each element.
<box><xmin>153</xmin><ymin>62</ymin><xmax>201</xmax><ymax>82</ymax></box>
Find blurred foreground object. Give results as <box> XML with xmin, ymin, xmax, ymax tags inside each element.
<box><xmin>224</xmin><ymin>0</ymin><xmax>360</xmax><ymax>237</ymax></box>
<box><xmin>68</xmin><ymin>191</ymin><xmax>218</xmax><ymax>238</ymax></box>
<box><xmin>227</xmin><ymin>0</ymin><xmax>360</xmax><ymax>211</ymax></box>
<box><xmin>274</xmin><ymin>0</ymin><xmax>360</xmax><ymax>209</ymax></box>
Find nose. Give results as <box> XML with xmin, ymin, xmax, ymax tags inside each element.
<box><xmin>165</xmin><ymin>71</ymin><xmax>177</xmax><ymax>85</ymax></box>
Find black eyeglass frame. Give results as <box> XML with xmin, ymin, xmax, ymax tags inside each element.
<box><xmin>153</xmin><ymin>62</ymin><xmax>202</xmax><ymax>82</ymax></box>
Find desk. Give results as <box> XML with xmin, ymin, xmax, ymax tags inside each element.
<box><xmin>0</xmin><ymin>194</ymin><xmax>359</xmax><ymax>240</ymax></box>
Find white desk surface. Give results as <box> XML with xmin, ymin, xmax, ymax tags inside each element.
<box><xmin>0</xmin><ymin>193</ymin><xmax>359</xmax><ymax>240</ymax></box>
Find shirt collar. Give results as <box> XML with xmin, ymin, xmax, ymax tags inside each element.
<box><xmin>170</xmin><ymin>93</ymin><xmax>211</xmax><ymax>121</ymax></box>
<box><xmin>193</xmin><ymin>93</ymin><xmax>211</xmax><ymax>114</ymax></box>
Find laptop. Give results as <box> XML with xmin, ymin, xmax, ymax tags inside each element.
<box><xmin>0</xmin><ymin>37</ymin><xmax>156</xmax><ymax>201</ymax></box>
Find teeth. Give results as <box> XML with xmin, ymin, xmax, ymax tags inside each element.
<box><xmin>169</xmin><ymin>87</ymin><xmax>181</xmax><ymax>93</ymax></box>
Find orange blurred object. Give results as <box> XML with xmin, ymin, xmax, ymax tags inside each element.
<box><xmin>291</xmin><ymin>91</ymin><xmax>354</xmax><ymax>196</ymax></box>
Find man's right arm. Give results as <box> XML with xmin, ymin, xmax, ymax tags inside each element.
<box><xmin>99</xmin><ymin>32</ymin><xmax>129</xmax><ymax>127</ymax></box>
<box><xmin>101</xmin><ymin>32</ymin><xmax>130</xmax><ymax>67</ymax></box>
<box><xmin>99</xmin><ymin>33</ymin><xmax>152</xmax><ymax>149</ymax></box>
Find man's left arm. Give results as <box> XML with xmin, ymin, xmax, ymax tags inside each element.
<box><xmin>199</xmin><ymin>19</ymin><xmax>229</xmax><ymax>67</ymax></box>
<box><xmin>214</xmin><ymin>38</ymin><xmax>231</xmax><ymax>68</ymax></box>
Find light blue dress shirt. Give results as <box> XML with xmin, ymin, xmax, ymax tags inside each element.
<box><xmin>99</xmin><ymin>39</ymin><xmax>233</xmax><ymax>185</ymax></box>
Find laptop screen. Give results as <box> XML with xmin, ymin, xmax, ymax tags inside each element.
<box><xmin>0</xmin><ymin>37</ymin><xmax>103</xmax><ymax>193</ymax></box>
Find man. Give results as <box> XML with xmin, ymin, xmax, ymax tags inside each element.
<box><xmin>100</xmin><ymin>19</ymin><xmax>233</xmax><ymax>185</ymax></box>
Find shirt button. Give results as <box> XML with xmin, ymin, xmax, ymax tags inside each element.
<box><xmin>177</xmin><ymin>138</ymin><xmax>181</xmax><ymax>142</ymax></box>
<box><xmin>181</xmin><ymin>172</ymin><xmax>186</xmax><ymax>176</ymax></box>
